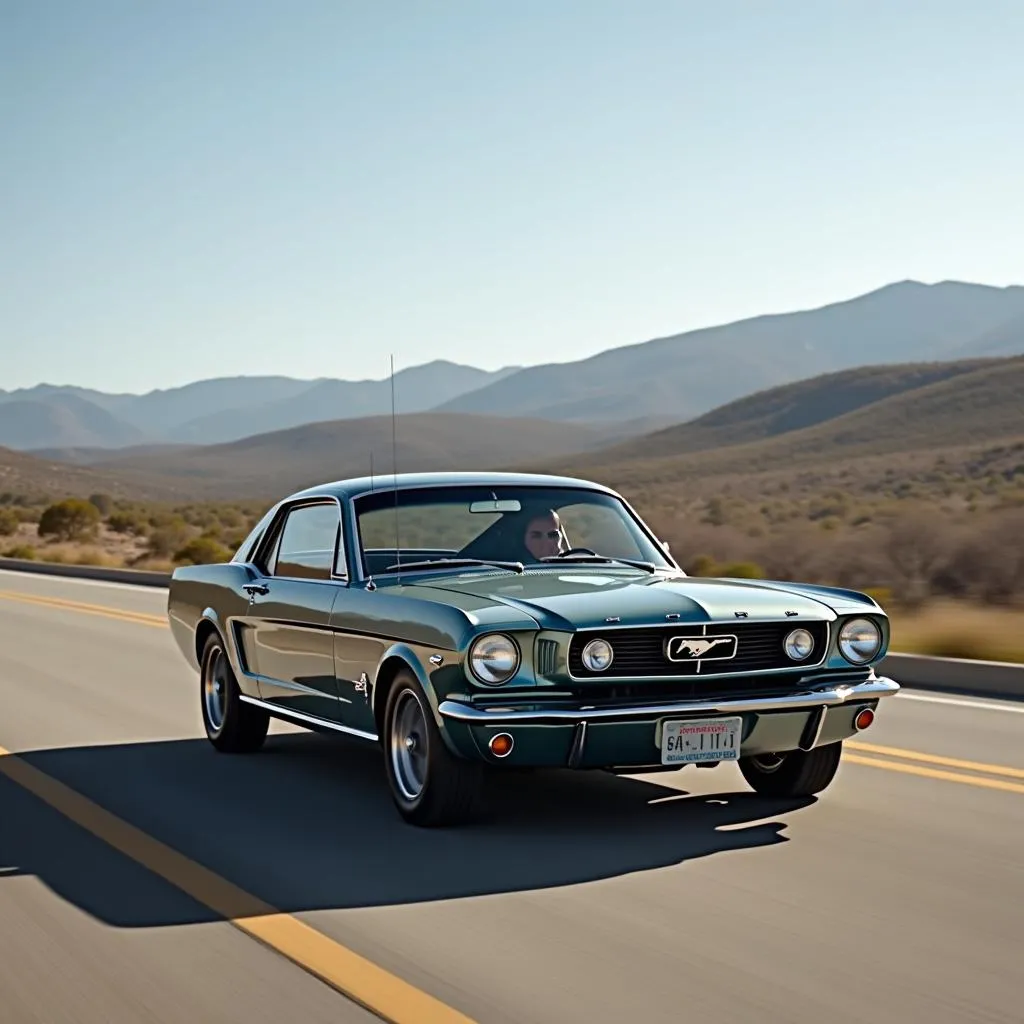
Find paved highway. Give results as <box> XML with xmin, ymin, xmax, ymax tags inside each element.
<box><xmin>1</xmin><ymin>568</ymin><xmax>1021</xmax><ymax>1023</ymax></box>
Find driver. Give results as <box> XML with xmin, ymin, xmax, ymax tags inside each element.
<box><xmin>523</xmin><ymin>509</ymin><xmax>564</xmax><ymax>560</ymax></box>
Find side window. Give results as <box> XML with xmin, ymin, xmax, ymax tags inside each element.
<box><xmin>271</xmin><ymin>503</ymin><xmax>340</xmax><ymax>581</ymax></box>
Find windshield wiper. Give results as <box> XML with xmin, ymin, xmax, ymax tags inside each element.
<box><xmin>383</xmin><ymin>557</ymin><xmax>525</xmax><ymax>574</ymax></box>
<box><xmin>540</xmin><ymin>554</ymin><xmax>658</xmax><ymax>573</ymax></box>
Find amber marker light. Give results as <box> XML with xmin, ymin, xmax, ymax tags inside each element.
<box><xmin>489</xmin><ymin>733</ymin><xmax>515</xmax><ymax>757</ymax></box>
<box><xmin>854</xmin><ymin>708</ymin><xmax>875</xmax><ymax>731</ymax></box>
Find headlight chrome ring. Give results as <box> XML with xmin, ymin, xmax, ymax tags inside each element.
<box><xmin>468</xmin><ymin>633</ymin><xmax>520</xmax><ymax>685</ymax></box>
<box><xmin>838</xmin><ymin>617</ymin><xmax>882</xmax><ymax>664</ymax></box>
<box><xmin>581</xmin><ymin>638</ymin><xmax>614</xmax><ymax>672</ymax></box>
<box><xmin>783</xmin><ymin>628</ymin><xmax>815</xmax><ymax>661</ymax></box>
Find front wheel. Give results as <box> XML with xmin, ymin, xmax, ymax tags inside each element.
<box><xmin>200</xmin><ymin>632</ymin><xmax>269</xmax><ymax>753</ymax></box>
<box><xmin>738</xmin><ymin>741</ymin><xmax>842</xmax><ymax>797</ymax></box>
<box><xmin>382</xmin><ymin>669</ymin><xmax>484</xmax><ymax>826</ymax></box>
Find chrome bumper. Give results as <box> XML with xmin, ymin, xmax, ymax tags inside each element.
<box><xmin>438</xmin><ymin>675</ymin><xmax>900</xmax><ymax>726</ymax></box>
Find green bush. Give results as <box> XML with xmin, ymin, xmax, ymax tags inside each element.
<box><xmin>174</xmin><ymin>537</ymin><xmax>231</xmax><ymax>565</ymax></box>
<box><xmin>37</xmin><ymin>498</ymin><xmax>101</xmax><ymax>542</ymax></box>
<box><xmin>0</xmin><ymin>508</ymin><xmax>18</xmax><ymax>536</ymax></box>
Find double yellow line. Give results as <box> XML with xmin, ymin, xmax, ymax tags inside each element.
<box><xmin>0</xmin><ymin>588</ymin><xmax>167</xmax><ymax>628</ymax></box>
<box><xmin>846</xmin><ymin>741</ymin><xmax>1024</xmax><ymax>795</ymax></box>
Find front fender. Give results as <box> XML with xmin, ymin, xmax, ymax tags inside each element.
<box><xmin>374</xmin><ymin>642</ymin><xmax>470</xmax><ymax>758</ymax></box>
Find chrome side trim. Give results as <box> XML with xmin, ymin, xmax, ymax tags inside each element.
<box><xmin>239</xmin><ymin>695</ymin><xmax>379</xmax><ymax>741</ymax></box>
<box><xmin>438</xmin><ymin>676</ymin><xmax>900</xmax><ymax>725</ymax></box>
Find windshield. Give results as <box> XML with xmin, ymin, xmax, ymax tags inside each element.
<box><xmin>353</xmin><ymin>484</ymin><xmax>674</xmax><ymax>577</ymax></box>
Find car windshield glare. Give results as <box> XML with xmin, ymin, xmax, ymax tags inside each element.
<box><xmin>353</xmin><ymin>484</ymin><xmax>673</xmax><ymax>577</ymax></box>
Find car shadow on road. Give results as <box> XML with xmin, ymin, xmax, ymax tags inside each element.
<box><xmin>0</xmin><ymin>730</ymin><xmax>815</xmax><ymax>929</ymax></box>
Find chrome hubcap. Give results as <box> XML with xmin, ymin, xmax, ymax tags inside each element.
<box><xmin>391</xmin><ymin>690</ymin><xmax>428</xmax><ymax>801</ymax></box>
<box><xmin>204</xmin><ymin>649</ymin><xmax>227</xmax><ymax>731</ymax></box>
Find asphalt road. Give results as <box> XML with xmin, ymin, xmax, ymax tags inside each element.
<box><xmin>1</xmin><ymin>569</ymin><xmax>1022</xmax><ymax>1024</ymax></box>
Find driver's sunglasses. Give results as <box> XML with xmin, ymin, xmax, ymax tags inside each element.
<box><xmin>530</xmin><ymin>530</ymin><xmax>561</xmax><ymax>540</ymax></box>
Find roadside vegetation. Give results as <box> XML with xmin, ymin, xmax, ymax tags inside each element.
<box><xmin>2</xmin><ymin>453</ymin><xmax>1022</xmax><ymax>663</ymax></box>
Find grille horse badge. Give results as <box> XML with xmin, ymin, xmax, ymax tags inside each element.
<box><xmin>665</xmin><ymin>634</ymin><xmax>738</xmax><ymax>662</ymax></box>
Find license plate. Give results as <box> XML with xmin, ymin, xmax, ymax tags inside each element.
<box><xmin>660</xmin><ymin>716</ymin><xmax>742</xmax><ymax>764</ymax></box>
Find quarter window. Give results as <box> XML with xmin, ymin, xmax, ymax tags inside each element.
<box><xmin>271</xmin><ymin>503</ymin><xmax>341</xmax><ymax>580</ymax></box>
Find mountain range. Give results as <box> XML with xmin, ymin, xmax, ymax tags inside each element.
<box><xmin>4</xmin><ymin>279</ymin><xmax>1024</xmax><ymax>453</ymax></box>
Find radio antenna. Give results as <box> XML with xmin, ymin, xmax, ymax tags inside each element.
<box><xmin>390</xmin><ymin>353</ymin><xmax>401</xmax><ymax>576</ymax></box>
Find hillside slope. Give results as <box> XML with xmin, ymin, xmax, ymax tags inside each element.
<box><xmin>437</xmin><ymin>280</ymin><xmax>1024</xmax><ymax>424</ymax></box>
<box><xmin>580</xmin><ymin>356</ymin><xmax>1005</xmax><ymax>464</ymax></box>
<box><xmin>547</xmin><ymin>355</ymin><xmax>1024</xmax><ymax>485</ymax></box>
<box><xmin>85</xmin><ymin>412</ymin><xmax>615</xmax><ymax>499</ymax></box>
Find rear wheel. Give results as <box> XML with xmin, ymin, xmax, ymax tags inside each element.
<box><xmin>382</xmin><ymin>668</ymin><xmax>484</xmax><ymax>826</ymax></box>
<box><xmin>738</xmin><ymin>742</ymin><xmax>842</xmax><ymax>797</ymax></box>
<box><xmin>200</xmin><ymin>632</ymin><xmax>269</xmax><ymax>753</ymax></box>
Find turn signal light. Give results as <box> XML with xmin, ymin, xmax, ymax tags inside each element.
<box><xmin>489</xmin><ymin>733</ymin><xmax>514</xmax><ymax>758</ymax></box>
<box><xmin>853</xmin><ymin>708</ymin><xmax>875</xmax><ymax>731</ymax></box>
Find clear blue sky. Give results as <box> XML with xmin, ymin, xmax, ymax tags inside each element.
<box><xmin>3</xmin><ymin>0</ymin><xmax>1022</xmax><ymax>393</ymax></box>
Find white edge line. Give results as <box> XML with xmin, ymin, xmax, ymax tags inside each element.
<box><xmin>0</xmin><ymin>568</ymin><xmax>167</xmax><ymax>596</ymax></box>
<box><xmin>896</xmin><ymin>692</ymin><xmax>1024</xmax><ymax>714</ymax></box>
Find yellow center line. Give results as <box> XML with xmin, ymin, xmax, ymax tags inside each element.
<box><xmin>844</xmin><ymin>753</ymin><xmax>1024</xmax><ymax>795</ymax></box>
<box><xmin>0</xmin><ymin>743</ymin><xmax>477</xmax><ymax>1024</ymax></box>
<box><xmin>847</xmin><ymin>740</ymin><xmax>1024</xmax><ymax>780</ymax></box>
<box><xmin>0</xmin><ymin>589</ymin><xmax>167</xmax><ymax>628</ymax></box>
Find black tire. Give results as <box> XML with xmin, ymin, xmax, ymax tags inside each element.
<box><xmin>382</xmin><ymin>668</ymin><xmax>484</xmax><ymax>827</ymax></box>
<box><xmin>199</xmin><ymin>632</ymin><xmax>269</xmax><ymax>753</ymax></box>
<box><xmin>738</xmin><ymin>741</ymin><xmax>842</xmax><ymax>797</ymax></box>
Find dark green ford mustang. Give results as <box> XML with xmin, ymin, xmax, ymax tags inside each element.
<box><xmin>167</xmin><ymin>471</ymin><xmax>899</xmax><ymax>826</ymax></box>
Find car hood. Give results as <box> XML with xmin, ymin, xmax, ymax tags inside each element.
<box><xmin>413</xmin><ymin>569</ymin><xmax>873</xmax><ymax>631</ymax></box>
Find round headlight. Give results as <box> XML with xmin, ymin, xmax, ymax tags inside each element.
<box><xmin>784</xmin><ymin>628</ymin><xmax>815</xmax><ymax>661</ymax></box>
<box><xmin>468</xmin><ymin>633</ymin><xmax>520</xmax><ymax>685</ymax></box>
<box><xmin>838</xmin><ymin>618</ymin><xmax>882</xmax><ymax>664</ymax></box>
<box><xmin>581</xmin><ymin>638</ymin><xmax>614</xmax><ymax>672</ymax></box>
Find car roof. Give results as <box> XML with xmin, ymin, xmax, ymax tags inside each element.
<box><xmin>285</xmin><ymin>470</ymin><xmax>620</xmax><ymax>503</ymax></box>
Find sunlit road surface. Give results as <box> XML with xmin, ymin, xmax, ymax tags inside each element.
<box><xmin>1</xmin><ymin>569</ymin><xmax>1021</xmax><ymax>1024</ymax></box>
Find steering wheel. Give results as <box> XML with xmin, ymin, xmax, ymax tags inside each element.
<box><xmin>555</xmin><ymin>547</ymin><xmax>598</xmax><ymax>557</ymax></box>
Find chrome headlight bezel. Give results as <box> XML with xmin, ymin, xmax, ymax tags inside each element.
<box><xmin>468</xmin><ymin>632</ymin><xmax>521</xmax><ymax>686</ymax></box>
<box><xmin>838</xmin><ymin>617</ymin><xmax>883</xmax><ymax>665</ymax></box>
<box><xmin>581</xmin><ymin>638</ymin><xmax>614</xmax><ymax>672</ymax></box>
<box><xmin>783</xmin><ymin>627</ymin><xmax>815</xmax><ymax>662</ymax></box>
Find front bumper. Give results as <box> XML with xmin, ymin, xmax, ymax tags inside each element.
<box><xmin>438</xmin><ymin>675</ymin><xmax>900</xmax><ymax>768</ymax></box>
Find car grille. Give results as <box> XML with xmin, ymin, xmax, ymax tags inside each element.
<box><xmin>567</xmin><ymin>620</ymin><xmax>830</xmax><ymax>678</ymax></box>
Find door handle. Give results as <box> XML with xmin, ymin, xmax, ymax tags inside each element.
<box><xmin>243</xmin><ymin>583</ymin><xmax>270</xmax><ymax>596</ymax></box>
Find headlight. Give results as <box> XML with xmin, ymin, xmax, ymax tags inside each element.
<box><xmin>838</xmin><ymin>618</ymin><xmax>882</xmax><ymax>664</ymax></box>
<box><xmin>784</xmin><ymin>628</ymin><xmax>815</xmax><ymax>661</ymax></box>
<box><xmin>581</xmin><ymin>638</ymin><xmax>614</xmax><ymax>672</ymax></box>
<box><xmin>468</xmin><ymin>633</ymin><xmax>520</xmax><ymax>685</ymax></box>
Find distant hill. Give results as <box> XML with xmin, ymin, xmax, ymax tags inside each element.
<box><xmin>578</xmin><ymin>357</ymin><xmax>1005</xmax><ymax>464</ymax></box>
<box><xmin>436</xmin><ymin>280</ymin><xmax>1024</xmax><ymax>423</ymax></box>
<box><xmin>543</xmin><ymin>354</ymin><xmax>1024</xmax><ymax>485</ymax></box>
<box><xmin>6</xmin><ymin>278</ymin><xmax>1024</xmax><ymax>453</ymax></box>
<box><xmin>0</xmin><ymin>361</ymin><xmax>519</xmax><ymax>450</ymax></box>
<box><xmin>78</xmin><ymin>412</ymin><xmax>619</xmax><ymax>500</ymax></box>
<box><xmin>0</xmin><ymin>446</ymin><xmax>177</xmax><ymax>502</ymax></box>
<box><xmin>0</xmin><ymin>393</ymin><xmax>148</xmax><ymax>450</ymax></box>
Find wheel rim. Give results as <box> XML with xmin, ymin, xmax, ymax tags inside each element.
<box><xmin>204</xmin><ymin>647</ymin><xmax>228</xmax><ymax>732</ymax></box>
<box><xmin>390</xmin><ymin>689</ymin><xmax>428</xmax><ymax>801</ymax></box>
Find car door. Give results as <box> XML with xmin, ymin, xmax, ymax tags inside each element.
<box><xmin>247</xmin><ymin>499</ymin><xmax>345</xmax><ymax>723</ymax></box>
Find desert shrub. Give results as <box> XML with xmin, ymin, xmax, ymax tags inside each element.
<box><xmin>37</xmin><ymin>498</ymin><xmax>101</xmax><ymax>542</ymax></box>
<box><xmin>88</xmin><ymin>493</ymin><xmax>114</xmax><ymax>515</ymax></box>
<box><xmin>2</xmin><ymin>543</ymin><xmax>36</xmax><ymax>559</ymax></box>
<box><xmin>174</xmin><ymin>537</ymin><xmax>231</xmax><ymax>565</ymax></box>
<box><xmin>0</xmin><ymin>508</ymin><xmax>18</xmax><ymax>536</ymax></box>
<box><xmin>107</xmin><ymin>511</ymin><xmax>147</xmax><ymax>535</ymax></box>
